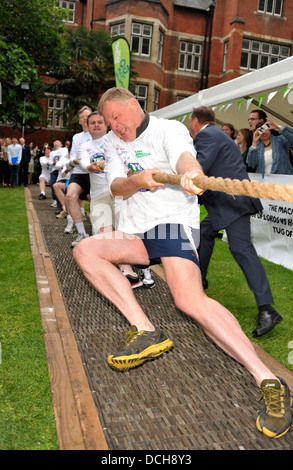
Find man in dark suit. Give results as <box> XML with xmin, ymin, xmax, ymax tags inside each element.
<box><xmin>18</xmin><ymin>137</ymin><xmax>31</xmax><ymax>187</ymax></box>
<box><xmin>189</xmin><ymin>106</ymin><xmax>282</xmax><ymax>337</ymax></box>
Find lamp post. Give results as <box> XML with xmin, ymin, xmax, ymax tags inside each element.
<box><xmin>21</xmin><ymin>82</ymin><xmax>30</xmax><ymax>138</ymax></box>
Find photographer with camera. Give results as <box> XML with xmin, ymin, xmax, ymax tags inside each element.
<box><xmin>246</xmin><ymin>116</ymin><xmax>293</xmax><ymax>175</ymax></box>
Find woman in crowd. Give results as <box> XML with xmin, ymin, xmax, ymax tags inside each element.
<box><xmin>236</xmin><ymin>128</ymin><xmax>250</xmax><ymax>170</ymax></box>
<box><xmin>246</xmin><ymin>117</ymin><xmax>293</xmax><ymax>175</ymax></box>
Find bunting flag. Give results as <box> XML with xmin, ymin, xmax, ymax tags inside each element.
<box><xmin>258</xmin><ymin>95</ymin><xmax>265</xmax><ymax>107</ymax></box>
<box><xmin>282</xmin><ymin>87</ymin><xmax>291</xmax><ymax>100</ymax></box>
<box><xmin>112</xmin><ymin>37</ymin><xmax>130</xmax><ymax>89</ymax></box>
<box><xmin>246</xmin><ymin>98</ymin><xmax>253</xmax><ymax>111</ymax></box>
<box><xmin>172</xmin><ymin>86</ymin><xmax>292</xmax><ymax>123</ymax></box>
<box><xmin>267</xmin><ymin>91</ymin><xmax>277</xmax><ymax>104</ymax></box>
<box><xmin>213</xmin><ymin>86</ymin><xmax>292</xmax><ymax>113</ymax></box>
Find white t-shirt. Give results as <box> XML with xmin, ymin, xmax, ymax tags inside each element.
<box><xmin>39</xmin><ymin>155</ymin><xmax>53</xmax><ymax>182</ymax></box>
<box><xmin>70</xmin><ymin>131</ymin><xmax>92</xmax><ymax>174</ymax></box>
<box><xmin>78</xmin><ymin>135</ymin><xmax>108</xmax><ymax>200</ymax></box>
<box><xmin>264</xmin><ymin>148</ymin><xmax>273</xmax><ymax>175</ymax></box>
<box><xmin>55</xmin><ymin>153</ymin><xmax>71</xmax><ymax>182</ymax></box>
<box><xmin>50</xmin><ymin>147</ymin><xmax>69</xmax><ymax>173</ymax></box>
<box><xmin>104</xmin><ymin>116</ymin><xmax>199</xmax><ymax>234</ymax></box>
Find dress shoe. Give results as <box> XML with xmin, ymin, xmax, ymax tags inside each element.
<box><xmin>252</xmin><ymin>307</ymin><xmax>283</xmax><ymax>337</ymax></box>
<box><xmin>202</xmin><ymin>278</ymin><xmax>208</xmax><ymax>290</ymax></box>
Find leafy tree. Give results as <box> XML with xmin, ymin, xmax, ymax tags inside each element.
<box><xmin>48</xmin><ymin>27</ymin><xmax>116</xmax><ymax>130</ymax></box>
<box><xmin>48</xmin><ymin>27</ymin><xmax>137</xmax><ymax>132</ymax></box>
<box><xmin>0</xmin><ymin>0</ymin><xmax>67</xmax><ymax>131</ymax></box>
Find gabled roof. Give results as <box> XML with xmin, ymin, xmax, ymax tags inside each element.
<box><xmin>173</xmin><ymin>0</ymin><xmax>214</xmax><ymax>10</ymax></box>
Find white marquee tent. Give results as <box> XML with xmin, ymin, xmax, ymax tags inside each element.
<box><xmin>151</xmin><ymin>56</ymin><xmax>293</xmax><ymax>131</ymax></box>
<box><xmin>151</xmin><ymin>57</ymin><xmax>293</xmax><ymax>270</ymax></box>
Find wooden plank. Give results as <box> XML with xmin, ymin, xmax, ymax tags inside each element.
<box><xmin>25</xmin><ymin>189</ymin><xmax>108</xmax><ymax>450</ymax></box>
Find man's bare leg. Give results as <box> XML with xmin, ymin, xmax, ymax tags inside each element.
<box><xmin>73</xmin><ymin>234</ymin><xmax>292</xmax><ymax>436</ymax></box>
<box><xmin>73</xmin><ymin>231</ymin><xmax>154</xmax><ymax>330</ymax></box>
<box><xmin>161</xmin><ymin>256</ymin><xmax>277</xmax><ymax>387</ymax></box>
<box><xmin>65</xmin><ymin>182</ymin><xmax>83</xmax><ymax>223</ymax></box>
<box><xmin>53</xmin><ymin>182</ymin><xmax>66</xmax><ymax>208</ymax></box>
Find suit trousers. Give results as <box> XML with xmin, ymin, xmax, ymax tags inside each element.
<box><xmin>198</xmin><ymin>213</ymin><xmax>274</xmax><ymax>307</ymax></box>
<box><xmin>18</xmin><ymin>159</ymin><xmax>29</xmax><ymax>186</ymax></box>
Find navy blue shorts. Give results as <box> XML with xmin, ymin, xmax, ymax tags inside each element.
<box><xmin>135</xmin><ymin>223</ymin><xmax>200</xmax><ymax>268</ymax></box>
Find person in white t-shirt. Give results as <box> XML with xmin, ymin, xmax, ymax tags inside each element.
<box><xmin>72</xmin><ymin>88</ymin><xmax>291</xmax><ymax>439</ymax></box>
<box><xmin>38</xmin><ymin>146</ymin><xmax>52</xmax><ymax>199</ymax></box>
<box><xmin>78</xmin><ymin>111</ymin><xmax>113</xmax><ymax>236</ymax></box>
<box><xmin>50</xmin><ymin>140</ymin><xmax>69</xmax><ymax>209</ymax></box>
<box><xmin>65</xmin><ymin>106</ymin><xmax>92</xmax><ymax>242</ymax></box>
<box><xmin>77</xmin><ymin>111</ymin><xmax>147</xmax><ymax>288</ymax></box>
<box><xmin>53</xmin><ymin>147</ymin><xmax>73</xmax><ymax>230</ymax></box>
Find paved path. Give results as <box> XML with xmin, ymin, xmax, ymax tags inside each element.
<box><xmin>27</xmin><ymin>185</ymin><xmax>293</xmax><ymax>450</ymax></box>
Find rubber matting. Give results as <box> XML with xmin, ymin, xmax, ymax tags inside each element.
<box><xmin>29</xmin><ymin>185</ymin><xmax>293</xmax><ymax>450</ymax></box>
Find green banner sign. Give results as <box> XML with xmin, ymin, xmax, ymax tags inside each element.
<box><xmin>112</xmin><ymin>38</ymin><xmax>130</xmax><ymax>90</ymax></box>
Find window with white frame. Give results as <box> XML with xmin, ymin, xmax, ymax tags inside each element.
<box><xmin>240</xmin><ymin>38</ymin><xmax>290</xmax><ymax>71</ymax></box>
<box><xmin>153</xmin><ymin>88</ymin><xmax>160</xmax><ymax>111</ymax></box>
<box><xmin>222</xmin><ymin>41</ymin><xmax>229</xmax><ymax>72</ymax></box>
<box><xmin>257</xmin><ymin>0</ymin><xmax>283</xmax><ymax>16</ymax></box>
<box><xmin>110</xmin><ymin>22</ymin><xmax>126</xmax><ymax>37</ymax></box>
<box><xmin>179</xmin><ymin>41</ymin><xmax>201</xmax><ymax>72</ymax></box>
<box><xmin>157</xmin><ymin>30</ymin><xmax>164</xmax><ymax>64</ymax></box>
<box><xmin>56</xmin><ymin>1</ymin><xmax>75</xmax><ymax>23</ymax></box>
<box><xmin>135</xmin><ymin>84</ymin><xmax>148</xmax><ymax>111</ymax></box>
<box><xmin>47</xmin><ymin>96</ymin><xmax>68</xmax><ymax>129</ymax></box>
<box><xmin>131</xmin><ymin>23</ymin><xmax>152</xmax><ymax>57</ymax></box>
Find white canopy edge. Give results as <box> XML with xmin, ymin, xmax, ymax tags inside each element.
<box><xmin>151</xmin><ymin>56</ymin><xmax>293</xmax><ymax>125</ymax></box>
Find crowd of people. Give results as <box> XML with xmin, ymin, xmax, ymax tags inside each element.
<box><xmin>0</xmin><ymin>137</ymin><xmax>55</xmax><ymax>188</ymax></box>
<box><xmin>1</xmin><ymin>93</ymin><xmax>293</xmax><ymax>440</ymax></box>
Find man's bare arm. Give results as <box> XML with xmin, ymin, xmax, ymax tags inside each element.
<box><xmin>176</xmin><ymin>151</ymin><xmax>205</xmax><ymax>196</ymax></box>
<box><xmin>110</xmin><ymin>168</ymin><xmax>165</xmax><ymax>199</ymax></box>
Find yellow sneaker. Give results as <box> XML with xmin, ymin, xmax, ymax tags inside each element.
<box><xmin>108</xmin><ymin>326</ymin><xmax>173</xmax><ymax>371</ymax></box>
<box><xmin>256</xmin><ymin>377</ymin><xmax>293</xmax><ymax>438</ymax></box>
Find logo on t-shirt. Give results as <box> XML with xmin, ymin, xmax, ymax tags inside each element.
<box><xmin>135</xmin><ymin>150</ymin><xmax>151</xmax><ymax>158</ymax></box>
<box><xmin>90</xmin><ymin>152</ymin><xmax>105</xmax><ymax>162</ymax></box>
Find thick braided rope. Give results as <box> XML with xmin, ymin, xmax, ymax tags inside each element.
<box><xmin>129</xmin><ymin>170</ymin><xmax>293</xmax><ymax>203</ymax></box>
<box><xmin>99</xmin><ymin>162</ymin><xmax>293</xmax><ymax>203</ymax></box>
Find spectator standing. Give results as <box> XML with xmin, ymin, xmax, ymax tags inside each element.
<box><xmin>18</xmin><ymin>137</ymin><xmax>31</xmax><ymax>187</ymax></box>
<box><xmin>189</xmin><ymin>106</ymin><xmax>282</xmax><ymax>338</ymax></box>
<box><xmin>236</xmin><ymin>128</ymin><xmax>250</xmax><ymax>170</ymax></box>
<box><xmin>7</xmin><ymin>137</ymin><xmax>22</xmax><ymax>188</ymax></box>
<box><xmin>246</xmin><ymin>118</ymin><xmax>293</xmax><ymax>175</ymax></box>
<box><xmin>28</xmin><ymin>141</ymin><xmax>37</xmax><ymax>185</ymax></box>
<box><xmin>0</xmin><ymin>137</ymin><xmax>11</xmax><ymax>187</ymax></box>
<box><xmin>247</xmin><ymin>109</ymin><xmax>267</xmax><ymax>150</ymax></box>
<box><xmin>222</xmin><ymin>123</ymin><xmax>236</xmax><ymax>141</ymax></box>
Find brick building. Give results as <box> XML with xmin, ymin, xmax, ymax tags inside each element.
<box><xmin>2</xmin><ymin>0</ymin><xmax>293</xmax><ymax>145</ymax></box>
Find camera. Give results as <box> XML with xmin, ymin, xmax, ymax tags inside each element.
<box><xmin>258</xmin><ymin>123</ymin><xmax>270</xmax><ymax>134</ymax></box>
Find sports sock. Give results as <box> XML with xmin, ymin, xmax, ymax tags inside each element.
<box><xmin>75</xmin><ymin>222</ymin><xmax>86</xmax><ymax>235</ymax></box>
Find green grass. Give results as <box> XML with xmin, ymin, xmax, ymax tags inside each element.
<box><xmin>0</xmin><ymin>187</ymin><xmax>58</xmax><ymax>450</ymax></box>
<box><xmin>0</xmin><ymin>189</ymin><xmax>292</xmax><ymax>449</ymax></box>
